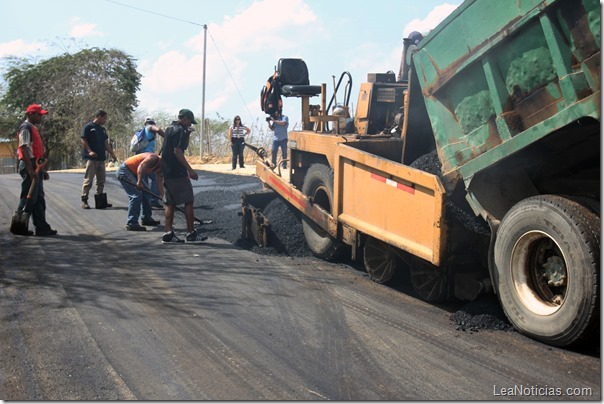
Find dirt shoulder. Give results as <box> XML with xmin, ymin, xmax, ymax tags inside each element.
<box><xmin>53</xmin><ymin>162</ymin><xmax>258</xmax><ymax>177</ymax></box>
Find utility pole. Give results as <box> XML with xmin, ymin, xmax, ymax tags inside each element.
<box><xmin>200</xmin><ymin>24</ymin><xmax>207</xmax><ymax>158</ymax></box>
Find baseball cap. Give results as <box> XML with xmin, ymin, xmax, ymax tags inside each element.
<box><xmin>144</xmin><ymin>117</ymin><xmax>156</xmax><ymax>125</ymax></box>
<box><xmin>178</xmin><ymin>109</ymin><xmax>197</xmax><ymax>124</ymax></box>
<box><xmin>26</xmin><ymin>104</ymin><xmax>48</xmax><ymax>115</ymax></box>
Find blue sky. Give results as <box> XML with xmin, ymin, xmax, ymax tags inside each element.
<box><xmin>1</xmin><ymin>0</ymin><xmax>460</xmax><ymax>132</ymax></box>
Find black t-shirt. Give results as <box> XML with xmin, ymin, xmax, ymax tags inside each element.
<box><xmin>160</xmin><ymin>122</ymin><xmax>191</xmax><ymax>178</ymax></box>
<box><xmin>81</xmin><ymin>121</ymin><xmax>108</xmax><ymax>161</ymax></box>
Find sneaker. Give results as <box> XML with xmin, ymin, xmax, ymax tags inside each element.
<box><xmin>81</xmin><ymin>201</ymin><xmax>90</xmax><ymax>209</ymax></box>
<box><xmin>185</xmin><ymin>229</ymin><xmax>207</xmax><ymax>244</ymax></box>
<box><xmin>126</xmin><ymin>223</ymin><xmax>146</xmax><ymax>231</ymax></box>
<box><xmin>36</xmin><ymin>228</ymin><xmax>58</xmax><ymax>236</ymax></box>
<box><xmin>162</xmin><ymin>231</ymin><xmax>183</xmax><ymax>243</ymax></box>
<box><xmin>240</xmin><ymin>165</ymin><xmax>245</xmax><ymax>168</ymax></box>
<box><xmin>141</xmin><ymin>218</ymin><xmax>160</xmax><ymax>226</ymax></box>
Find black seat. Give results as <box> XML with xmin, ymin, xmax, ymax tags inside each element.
<box><xmin>276</xmin><ymin>58</ymin><xmax>321</xmax><ymax>98</ymax></box>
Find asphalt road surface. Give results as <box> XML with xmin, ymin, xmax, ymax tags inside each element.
<box><xmin>0</xmin><ymin>168</ymin><xmax>600</xmax><ymax>400</ymax></box>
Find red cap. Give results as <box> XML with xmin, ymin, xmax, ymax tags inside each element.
<box><xmin>26</xmin><ymin>104</ymin><xmax>48</xmax><ymax>115</ymax></box>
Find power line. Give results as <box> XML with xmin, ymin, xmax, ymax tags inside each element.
<box><xmin>104</xmin><ymin>0</ymin><xmax>253</xmax><ymax>125</ymax></box>
<box><xmin>208</xmin><ymin>33</ymin><xmax>254</xmax><ymax>123</ymax></box>
<box><xmin>103</xmin><ymin>0</ymin><xmax>204</xmax><ymax>27</ymax></box>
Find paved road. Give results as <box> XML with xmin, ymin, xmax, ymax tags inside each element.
<box><xmin>0</xmin><ymin>170</ymin><xmax>600</xmax><ymax>400</ymax></box>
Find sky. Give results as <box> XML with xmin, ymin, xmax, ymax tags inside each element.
<box><xmin>1</xmin><ymin>0</ymin><xmax>461</xmax><ymax>135</ymax></box>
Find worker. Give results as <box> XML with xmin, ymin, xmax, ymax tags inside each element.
<box><xmin>268</xmin><ymin>109</ymin><xmax>289</xmax><ymax>169</ymax></box>
<box><xmin>159</xmin><ymin>109</ymin><xmax>207</xmax><ymax>244</ymax></box>
<box><xmin>80</xmin><ymin>109</ymin><xmax>118</xmax><ymax>209</ymax></box>
<box><xmin>116</xmin><ymin>153</ymin><xmax>163</xmax><ymax>231</ymax></box>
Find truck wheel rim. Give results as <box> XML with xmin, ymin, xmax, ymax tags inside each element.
<box><xmin>511</xmin><ymin>230</ymin><xmax>567</xmax><ymax>316</ymax></box>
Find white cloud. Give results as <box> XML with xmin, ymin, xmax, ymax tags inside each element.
<box><xmin>140</xmin><ymin>0</ymin><xmax>318</xmax><ymax>116</ymax></box>
<box><xmin>0</xmin><ymin>39</ymin><xmax>46</xmax><ymax>57</ymax></box>
<box><xmin>69</xmin><ymin>17</ymin><xmax>104</xmax><ymax>38</ymax></box>
<box><xmin>403</xmin><ymin>3</ymin><xmax>460</xmax><ymax>36</ymax></box>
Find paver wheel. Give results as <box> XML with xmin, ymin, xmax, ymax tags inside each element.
<box><xmin>363</xmin><ymin>236</ymin><xmax>407</xmax><ymax>284</ymax></box>
<box><xmin>301</xmin><ymin>164</ymin><xmax>343</xmax><ymax>261</ymax></box>
<box><xmin>408</xmin><ymin>256</ymin><xmax>449</xmax><ymax>303</ymax></box>
<box><xmin>494</xmin><ymin>195</ymin><xmax>600</xmax><ymax>347</ymax></box>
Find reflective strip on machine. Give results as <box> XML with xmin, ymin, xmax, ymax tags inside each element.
<box><xmin>370</xmin><ymin>173</ymin><xmax>415</xmax><ymax>194</ymax></box>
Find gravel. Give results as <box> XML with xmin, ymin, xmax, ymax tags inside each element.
<box><xmin>450</xmin><ymin>295</ymin><xmax>514</xmax><ymax>332</ymax></box>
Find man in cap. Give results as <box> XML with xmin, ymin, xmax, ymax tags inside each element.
<box><xmin>11</xmin><ymin>104</ymin><xmax>58</xmax><ymax>236</ymax></box>
<box><xmin>134</xmin><ymin>117</ymin><xmax>165</xmax><ymax>208</ymax></box>
<box><xmin>159</xmin><ymin>109</ymin><xmax>207</xmax><ymax>244</ymax></box>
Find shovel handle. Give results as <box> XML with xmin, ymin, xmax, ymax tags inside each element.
<box><xmin>119</xmin><ymin>176</ymin><xmax>210</xmax><ymax>225</ymax></box>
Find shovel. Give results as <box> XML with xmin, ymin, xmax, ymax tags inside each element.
<box><xmin>119</xmin><ymin>177</ymin><xmax>212</xmax><ymax>225</ymax></box>
<box><xmin>10</xmin><ymin>158</ymin><xmax>48</xmax><ymax>235</ymax></box>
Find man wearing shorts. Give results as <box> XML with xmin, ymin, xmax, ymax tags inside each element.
<box><xmin>159</xmin><ymin>109</ymin><xmax>207</xmax><ymax>243</ymax></box>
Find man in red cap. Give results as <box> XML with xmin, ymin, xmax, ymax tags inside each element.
<box><xmin>12</xmin><ymin>103</ymin><xmax>58</xmax><ymax>236</ymax></box>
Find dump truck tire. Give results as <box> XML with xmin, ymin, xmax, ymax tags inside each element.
<box><xmin>494</xmin><ymin>195</ymin><xmax>600</xmax><ymax>347</ymax></box>
<box><xmin>301</xmin><ymin>164</ymin><xmax>343</xmax><ymax>261</ymax></box>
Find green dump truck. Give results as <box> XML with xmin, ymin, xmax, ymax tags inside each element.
<box><xmin>245</xmin><ymin>0</ymin><xmax>600</xmax><ymax>347</ymax></box>
<box><xmin>410</xmin><ymin>0</ymin><xmax>600</xmax><ymax>346</ymax></box>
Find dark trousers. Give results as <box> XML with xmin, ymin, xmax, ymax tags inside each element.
<box><xmin>231</xmin><ymin>141</ymin><xmax>245</xmax><ymax>168</ymax></box>
<box><xmin>17</xmin><ymin>159</ymin><xmax>51</xmax><ymax>231</ymax></box>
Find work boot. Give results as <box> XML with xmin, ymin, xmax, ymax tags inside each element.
<box><xmin>141</xmin><ymin>218</ymin><xmax>160</xmax><ymax>226</ymax></box>
<box><xmin>36</xmin><ymin>228</ymin><xmax>58</xmax><ymax>236</ymax></box>
<box><xmin>94</xmin><ymin>193</ymin><xmax>113</xmax><ymax>209</ymax></box>
<box><xmin>81</xmin><ymin>199</ymin><xmax>90</xmax><ymax>209</ymax></box>
<box><xmin>126</xmin><ymin>223</ymin><xmax>146</xmax><ymax>231</ymax></box>
<box><xmin>102</xmin><ymin>193</ymin><xmax>113</xmax><ymax>208</ymax></box>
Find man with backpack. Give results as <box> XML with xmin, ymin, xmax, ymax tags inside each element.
<box><xmin>131</xmin><ymin>117</ymin><xmax>164</xmax><ymax>208</ymax></box>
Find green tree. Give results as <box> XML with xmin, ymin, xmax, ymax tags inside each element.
<box><xmin>1</xmin><ymin>48</ymin><xmax>141</xmax><ymax>168</ymax></box>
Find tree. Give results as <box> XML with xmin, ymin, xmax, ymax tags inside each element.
<box><xmin>0</xmin><ymin>48</ymin><xmax>141</xmax><ymax>168</ymax></box>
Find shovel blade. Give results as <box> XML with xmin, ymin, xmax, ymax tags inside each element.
<box><xmin>10</xmin><ymin>210</ymin><xmax>30</xmax><ymax>235</ymax></box>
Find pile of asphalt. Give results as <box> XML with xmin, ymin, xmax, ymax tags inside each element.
<box><xmin>233</xmin><ymin>197</ymin><xmax>313</xmax><ymax>257</ymax></box>
<box><xmin>192</xmin><ymin>171</ymin><xmax>311</xmax><ymax>257</ymax></box>
<box><xmin>410</xmin><ymin>150</ymin><xmax>490</xmax><ymax>236</ymax></box>
<box><xmin>450</xmin><ymin>295</ymin><xmax>515</xmax><ymax>332</ymax></box>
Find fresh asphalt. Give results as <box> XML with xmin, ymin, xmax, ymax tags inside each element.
<box><xmin>0</xmin><ymin>169</ymin><xmax>600</xmax><ymax>400</ymax></box>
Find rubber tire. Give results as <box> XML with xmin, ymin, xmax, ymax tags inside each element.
<box><xmin>363</xmin><ymin>237</ymin><xmax>406</xmax><ymax>284</ymax></box>
<box><xmin>408</xmin><ymin>256</ymin><xmax>449</xmax><ymax>303</ymax></box>
<box><xmin>301</xmin><ymin>164</ymin><xmax>343</xmax><ymax>261</ymax></box>
<box><xmin>494</xmin><ymin>195</ymin><xmax>600</xmax><ymax>347</ymax></box>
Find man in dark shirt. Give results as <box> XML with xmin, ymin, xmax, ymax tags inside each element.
<box><xmin>80</xmin><ymin>109</ymin><xmax>117</xmax><ymax>209</ymax></box>
<box><xmin>160</xmin><ymin>109</ymin><xmax>207</xmax><ymax>244</ymax></box>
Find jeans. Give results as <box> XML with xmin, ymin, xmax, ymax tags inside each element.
<box><xmin>271</xmin><ymin>138</ymin><xmax>288</xmax><ymax>168</ymax></box>
<box><xmin>145</xmin><ymin>171</ymin><xmax>160</xmax><ymax>204</ymax></box>
<box><xmin>231</xmin><ymin>142</ymin><xmax>245</xmax><ymax>168</ymax></box>
<box><xmin>116</xmin><ymin>164</ymin><xmax>153</xmax><ymax>226</ymax></box>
